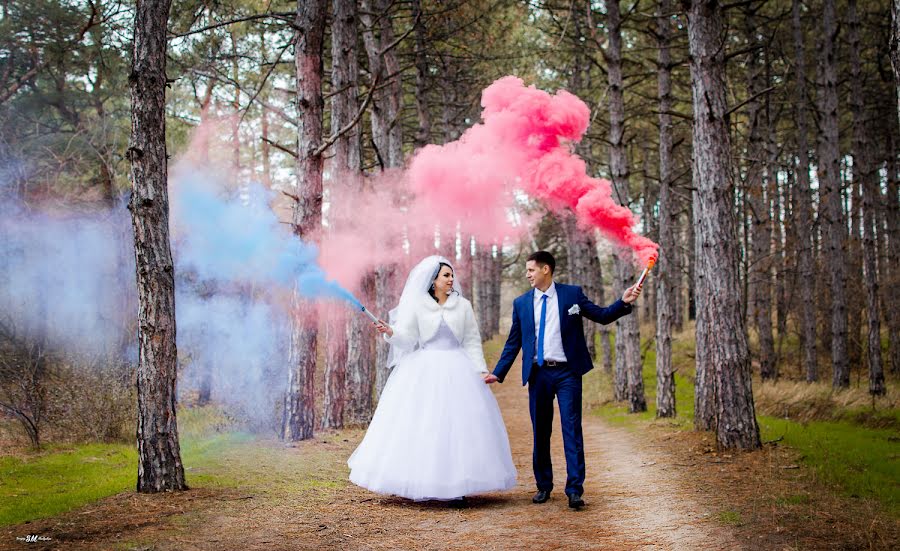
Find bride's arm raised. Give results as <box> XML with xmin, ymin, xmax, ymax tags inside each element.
<box><xmin>462</xmin><ymin>299</ymin><xmax>488</xmax><ymax>374</ymax></box>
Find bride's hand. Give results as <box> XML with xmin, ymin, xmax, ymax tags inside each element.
<box><xmin>374</xmin><ymin>319</ymin><xmax>393</xmax><ymax>337</ymax></box>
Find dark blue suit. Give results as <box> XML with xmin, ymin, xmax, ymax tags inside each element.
<box><xmin>493</xmin><ymin>283</ymin><xmax>633</xmax><ymax>496</ymax></box>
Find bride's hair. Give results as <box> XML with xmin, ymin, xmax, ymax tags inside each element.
<box><xmin>428</xmin><ymin>262</ymin><xmax>457</xmax><ymax>302</ymax></box>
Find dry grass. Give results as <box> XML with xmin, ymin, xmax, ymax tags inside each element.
<box><xmin>754</xmin><ymin>379</ymin><xmax>900</xmax><ymax>427</ymax></box>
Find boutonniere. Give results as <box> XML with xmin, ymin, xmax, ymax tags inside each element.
<box><xmin>567</xmin><ymin>304</ymin><xmax>581</xmax><ymax>316</ymax></box>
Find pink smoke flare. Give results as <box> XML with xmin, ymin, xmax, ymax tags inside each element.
<box><xmin>409</xmin><ymin>75</ymin><xmax>659</xmax><ymax>265</ymax></box>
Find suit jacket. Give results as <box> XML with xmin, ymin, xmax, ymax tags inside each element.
<box><xmin>492</xmin><ymin>283</ymin><xmax>633</xmax><ymax>385</ymax></box>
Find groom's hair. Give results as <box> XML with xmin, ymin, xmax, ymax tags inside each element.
<box><xmin>527</xmin><ymin>251</ymin><xmax>555</xmax><ymax>274</ymax></box>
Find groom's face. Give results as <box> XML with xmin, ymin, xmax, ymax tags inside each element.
<box><xmin>525</xmin><ymin>260</ymin><xmax>552</xmax><ymax>289</ymax></box>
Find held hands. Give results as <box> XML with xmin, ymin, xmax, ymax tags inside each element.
<box><xmin>483</xmin><ymin>373</ymin><xmax>499</xmax><ymax>385</ymax></box>
<box><xmin>622</xmin><ymin>283</ymin><xmax>643</xmax><ymax>304</ymax></box>
<box><xmin>373</xmin><ymin>319</ymin><xmax>393</xmax><ymax>337</ymax></box>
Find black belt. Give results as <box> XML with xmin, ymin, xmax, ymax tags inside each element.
<box><xmin>533</xmin><ymin>360</ymin><xmax>567</xmax><ymax>368</ymax></box>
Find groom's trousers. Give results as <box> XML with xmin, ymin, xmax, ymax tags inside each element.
<box><xmin>528</xmin><ymin>362</ymin><xmax>585</xmax><ymax>497</ymax></box>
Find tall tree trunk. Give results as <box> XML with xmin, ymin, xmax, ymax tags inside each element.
<box><xmin>884</xmin><ymin>116</ymin><xmax>900</xmax><ymax>376</ymax></box>
<box><xmin>361</xmin><ymin>0</ymin><xmax>403</xmax><ymax>166</ymax></box>
<box><xmin>655</xmin><ymin>0</ymin><xmax>676</xmax><ymax>418</ymax></box>
<box><xmin>491</xmin><ymin>245</ymin><xmax>502</xmax><ymax>337</ymax></box>
<box><xmin>412</xmin><ymin>0</ymin><xmax>431</xmax><ymax>148</ymax></box>
<box><xmin>641</xmin><ymin>150</ymin><xmax>658</xmax><ymax>323</ymax></box>
<box><xmin>321</xmin><ymin>312</ymin><xmax>347</xmax><ymax>429</ymax></box>
<box><xmin>374</xmin><ymin>265</ymin><xmax>396</xmax><ymax>398</ymax></box>
<box><xmin>330</xmin><ymin>0</ymin><xmax>361</xmax><ymax>172</ymax></box>
<box><xmin>685</xmin><ymin>0</ymin><xmax>761</xmax><ymax>449</ymax></box>
<box><xmin>259</xmin><ymin>32</ymin><xmax>272</xmax><ymax>187</ymax></box>
<box><xmin>848</xmin><ymin>0</ymin><xmax>885</xmax><ymax>395</ymax></box>
<box><xmin>362</xmin><ymin>0</ymin><xmax>402</xmax><ymax>400</ymax></box>
<box><xmin>607</xmin><ymin>0</ymin><xmax>645</xmax><ymax>413</ymax></box>
<box><xmin>565</xmin><ymin>219</ymin><xmax>598</xmax><ymax>358</ymax></box>
<box><xmin>894</xmin><ymin>0</ymin><xmax>900</xmax><ymax>125</ymax></box>
<box><xmin>283</xmin><ymin>0</ymin><xmax>326</xmax><ymax>441</ymax></box>
<box><xmin>744</xmin><ymin>7</ymin><xmax>776</xmax><ymax>381</ymax></box>
<box><xmin>229</xmin><ymin>30</ymin><xmax>241</xmax><ymax>174</ymax></box>
<box><xmin>128</xmin><ymin>0</ymin><xmax>187</xmax><ymax>492</ymax></box>
<box><xmin>323</xmin><ymin>0</ymin><xmax>362</xmax><ymax>430</ymax></box>
<box><xmin>565</xmin><ymin>6</ymin><xmax>598</xmax><ymax>359</ymax></box>
<box><xmin>346</xmin><ymin>276</ymin><xmax>376</xmax><ymax>425</ymax></box>
<box><xmin>767</xmin><ymin>66</ymin><xmax>788</xmax><ymax>366</ymax></box>
<box><xmin>816</xmin><ymin>0</ymin><xmax>849</xmax><ymax>389</ymax></box>
<box><xmin>791</xmin><ymin>0</ymin><xmax>818</xmax><ymax>382</ymax></box>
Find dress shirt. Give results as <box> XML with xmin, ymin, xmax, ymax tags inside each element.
<box><xmin>533</xmin><ymin>282</ymin><xmax>567</xmax><ymax>363</ymax></box>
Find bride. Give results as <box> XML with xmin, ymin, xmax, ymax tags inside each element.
<box><xmin>347</xmin><ymin>255</ymin><xmax>517</xmax><ymax>504</ymax></box>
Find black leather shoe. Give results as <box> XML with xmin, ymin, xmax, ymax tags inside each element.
<box><xmin>568</xmin><ymin>493</ymin><xmax>585</xmax><ymax>509</ymax></box>
<box><xmin>532</xmin><ymin>490</ymin><xmax>551</xmax><ymax>504</ymax></box>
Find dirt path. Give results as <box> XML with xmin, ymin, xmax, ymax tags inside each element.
<box><xmin>4</xmin><ymin>376</ymin><xmax>748</xmax><ymax>551</ymax></box>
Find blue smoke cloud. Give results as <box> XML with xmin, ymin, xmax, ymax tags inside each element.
<box><xmin>172</xmin><ymin>169</ymin><xmax>361</xmax><ymax>307</ymax></box>
<box><xmin>0</xmin><ymin>161</ymin><xmax>359</xmax><ymax>430</ymax></box>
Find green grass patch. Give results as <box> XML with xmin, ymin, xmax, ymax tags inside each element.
<box><xmin>0</xmin><ymin>405</ymin><xmax>352</xmax><ymax>527</ymax></box>
<box><xmin>0</xmin><ymin>442</ymin><xmax>135</xmax><ymax>526</ymax></box>
<box><xmin>758</xmin><ymin>416</ymin><xmax>900</xmax><ymax>515</ymax></box>
<box><xmin>585</xmin><ymin>328</ymin><xmax>900</xmax><ymax>517</ymax></box>
<box><xmin>717</xmin><ymin>510</ymin><xmax>744</xmax><ymax>525</ymax></box>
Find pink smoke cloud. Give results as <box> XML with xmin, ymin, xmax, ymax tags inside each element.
<box><xmin>409</xmin><ymin>75</ymin><xmax>659</xmax><ymax>265</ymax></box>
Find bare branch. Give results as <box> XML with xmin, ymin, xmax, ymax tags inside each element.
<box><xmin>262</xmin><ymin>137</ymin><xmax>298</xmax><ymax>158</ymax></box>
<box><xmin>239</xmin><ymin>36</ymin><xmax>296</xmax><ymax>125</ymax></box>
<box><xmin>167</xmin><ymin>12</ymin><xmax>295</xmax><ymax>39</ymax></box>
<box><xmin>313</xmin><ymin>73</ymin><xmax>382</xmax><ymax>157</ymax></box>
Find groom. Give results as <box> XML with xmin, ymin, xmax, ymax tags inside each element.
<box><xmin>484</xmin><ymin>251</ymin><xmax>642</xmax><ymax>509</ymax></box>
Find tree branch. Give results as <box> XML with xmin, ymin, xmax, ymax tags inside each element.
<box><xmin>378</xmin><ymin>11</ymin><xmax>420</xmax><ymax>57</ymax></box>
<box><xmin>167</xmin><ymin>12</ymin><xmax>295</xmax><ymax>39</ymax></box>
<box><xmin>725</xmin><ymin>85</ymin><xmax>776</xmax><ymax>117</ymax></box>
<box><xmin>261</xmin><ymin>137</ymin><xmax>298</xmax><ymax>158</ymax></box>
<box><xmin>313</xmin><ymin>72</ymin><xmax>381</xmax><ymax>157</ymax></box>
<box><xmin>239</xmin><ymin>37</ymin><xmax>295</xmax><ymax>125</ymax></box>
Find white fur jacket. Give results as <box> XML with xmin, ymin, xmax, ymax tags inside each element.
<box><xmin>384</xmin><ymin>293</ymin><xmax>487</xmax><ymax>373</ymax></box>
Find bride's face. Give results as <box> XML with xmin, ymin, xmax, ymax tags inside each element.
<box><xmin>433</xmin><ymin>266</ymin><xmax>454</xmax><ymax>296</ymax></box>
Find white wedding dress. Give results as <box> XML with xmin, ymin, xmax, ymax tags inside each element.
<box><xmin>347</xmin><ymin>318</ymin><xmax>517</xmax><ymax>500</ymax></box>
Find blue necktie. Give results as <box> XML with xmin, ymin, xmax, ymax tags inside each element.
<box><xmin>537</xmin><ymin>294</ymin><xmax>548</xmax><ymax>366</ymax></box>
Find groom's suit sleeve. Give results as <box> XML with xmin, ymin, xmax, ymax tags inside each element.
<box><xmin>577</xmin><ymin>286</ymin><xmax>633</xmax><ymax>325</ymax></box>
<box><xmin>492</xmin><ymin>299</ymin><xmax>522</xmax><ymax>383</ymax></box>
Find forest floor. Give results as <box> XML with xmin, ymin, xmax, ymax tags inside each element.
<box><xmin>3</xmin><ymin>364</ymin><xmax>898</xmax><ymax>551</ymax></box>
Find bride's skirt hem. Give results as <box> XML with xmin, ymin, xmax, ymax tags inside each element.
<box><xmin>348</xmin><ymin>472</ymin><xmax>517</xmax><ymax>501</ymax></box>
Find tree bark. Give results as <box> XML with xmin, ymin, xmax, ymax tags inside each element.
<box><xmin>816</xmin><ymin>0</ymin><xmax>849</xmax><ymax>389</ymax></box>
<box><xmin>323</xmin><ymin>0</ymin><xmax>363</xmax><ymax>430</ymax></box>
<box><xmin>362</xmin><ymin>0</ymin><xmax>402</xmax><ymax>400</ymax></box>
<box><xmin>283</xmin><ymin>0</ymin><xmax>326</xmax><ymax>441</ymax></box>
<box><xmin>606</xmin><ymin>0</ymin><xmax>644</xmax><ymax>412</ymax></box>
<box><xmin>792</xmin><ymin>0</ymin><xmax>818</xmax><ymax>383</ymax></box>
<box><xmin>259</xmin><ymin>32</ymin><xmax>272</xmax><ymax>187</ymax></box>
<box><xmin>743</xmin><ymin>7</ymin><xmax>776</xmax><ymax>381</ymax></box>
<box><xmin>330</xmin><ymin>0</ymin><xmax>361</xmax><ymax>172</ymax></box>
<box><xmin>684</xmin><ymin>0</ymin><xmax>760</xmax><ymax>449</ymax></box>
<box><xmin>413</xmin><ymin>0</ymin><xmax>431</xmax><ymax>148</ymax></box>
<box><xmin>884</xmin><ymin>114</ymin><xmax>900</xmax><ymax>376</ymax></box>
<box><xmin>655</xmin><ymin>0</ymin><xmax>676</xmax><ymax>418</ymax></box>
<box><xmin>564</xmin><ymin>217</ymin><xmax>598</xmax><ymax>357</ymax></box>
<box><xmin>894</xmin><ymin>0</ymin><xmax>900</xmax><ymax>127</ymax></box>
<box><xmin>361</xmin><ymin>0</ymin><xmax>403</xmax><ymax>166</ymax></box>
<box><xmin>128</xmin><ymin>0</ymin><xmax>187</xmax><ymax>492</ymax></box>
<box><xmin>346</xmin><ymin>275</ymin><xmax>376</xmax><ymax>425</ymax></box>
<box><xmin>848</xmin><ymin>0</ymin><xmax>885</xmax><ymax>396</ymax></box>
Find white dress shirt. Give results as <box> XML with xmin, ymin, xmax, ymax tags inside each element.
<box><xmin>533</xmin><ymin>282</ymin><xmax>567</xmax><ymax>363</ymax></box>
